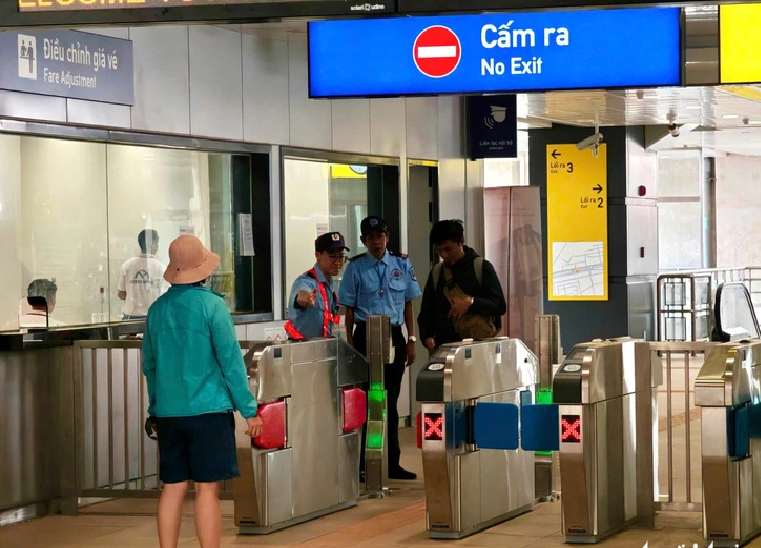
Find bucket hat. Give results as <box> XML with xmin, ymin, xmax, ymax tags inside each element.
<box><xmin>164</xmin><ymin>235</ymin><xmax>220</xmax><ymax>285</ymax></box>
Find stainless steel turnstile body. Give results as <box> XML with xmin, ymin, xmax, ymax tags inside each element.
<box><xmin>696</xmin><ymin>340</ymin><xmax>761</xmax><ymax>548</ymax></box>
<box><xmin>418</xmin><ymin>338</ymin><xmax>539</xmax><ymax>539</ymax></box>
<box><xmin>232</xmin><ymin>338</ymin><xmax>368</xmax><ymax>534</ymax></box>
<box><xmin>554</xmin><ymin>338</ymin><xmax>662</xmax><ymax>543</ymax></box>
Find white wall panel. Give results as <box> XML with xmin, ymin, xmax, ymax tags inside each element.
<box><xmin>130</xmin><ymin>26</ymin><xmax>190</xmax><ymax>135</ymax></box>
<box><xmin>79</xmin><ymin>28</ymin><xmax>130</xmax><ymax>39</ymax></box>
<box><xmin>331</xmin><ymin>99</ymin><xmax>371</xmax><ymax>154</ymax></box>
<box><xmin>405</xmin><ymin>97</ymin><xmax>439</xmax><ymax>160</ymax></box>
<box><xmin>370</xmin><ymin>98</ymin><xmax>405</xmax><ymax>157</ymax></box>
<box><xmin>66</xmin><ymin>100</ymin><xmax>131</xmax><ymax>129</ymax></box>
<box><xmin>242</xmin><ymin>34</ymin><xmax>290</xmax><ymax>146</ymax></box>
<box><xmin>189</xmin><ymin>26</ymin><xmax>243</xmax><ymax>140</ymax></box>
<box><xmin>437</xmin><ymin>95</ymin><xmax>462</xmax><ymax>159</ymax></box>
<box><xmin>466</xmin><ymin>159</ymin><xmax>484</xmax><ymax>251</ymax></box>
<box><xmin>288</xmin><ymin>37</ymin><xmax>332</xmax><ymax>150</ymax></box>
<box><xmin>438</xmin><ymin>159</ymin><xmax>466</xmax><ymax>221</ymax></box>
<box><xmin>0</xmin><ymin>91</ymin><xmax>66</xmax><ymax>123</ymax></box>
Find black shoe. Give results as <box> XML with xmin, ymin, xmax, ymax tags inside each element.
<box><xmin>389</xmin><ymin>467</ymin><xmax>417</xmax><ymax>480</ymax></box>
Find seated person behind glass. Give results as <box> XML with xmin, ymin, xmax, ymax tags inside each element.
<box><xmin>284</xmin><ymin>232</ymin><xmax>349</xmax><ymax>340</ymax></box>
<box><xmin>19</xmin><ymin>278</ymin><xmax>64</xmax><ymax>328</ymax></box>
<box><xmin>118</xmin><ymin>229</ymin><xmax>167</xmax><ymax>320</ymax></box>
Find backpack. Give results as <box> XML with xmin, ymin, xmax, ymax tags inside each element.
<box><xmin>432</xmin><ymin>257</ymin><xmax>484</xmax><ymax>288</ymax></box>
<box><xmin>431</xmin><ymin>257</ymin><xmax>500</xmax><ymax>339</ymax></box>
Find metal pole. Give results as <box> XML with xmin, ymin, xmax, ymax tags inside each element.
<box><xmin>666</xmin><ymin>351</ymin><xmax>673</xmax><ymax>502</ymax></box>
<box><xmin>364</xmin><ymin>315</ymin><xmax>391</xmax><ymax>497</ymax></box>
<box><xmin>684</xmin><ymin>351</ymin><xmax>691</xmax><ymax>503</ymax></box>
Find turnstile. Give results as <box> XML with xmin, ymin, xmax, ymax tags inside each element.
<box><xmin>232</xmin><ymin>338</ymin><xmax>368</xmax><ymax>534</ymax></box>
<box><xmin>416</xmin><ymin>338</ymin><xmax>539</xmax><ymax>539</ymax></box>
<box><xmin>553</xmin><ymin>338</ymin><xmax>662</xmax><ymax>543</ymax></box>
<box><xmin>696</xmin><ymin>340</ymin><xmax>761</xmax><ymax>548</ymax></box>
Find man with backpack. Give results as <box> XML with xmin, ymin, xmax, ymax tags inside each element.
<box><xmin>418</xmin><ymin>220</ymin><xmax>507</xmax><ymax>353</ymax></box>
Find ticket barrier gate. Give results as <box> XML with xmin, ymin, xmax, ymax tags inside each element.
<box><xmin>416</xmin><ymin>338</ymin><xmax>540</xmax><ymax>539</ymax></box>
<box><xmin>552</xmin><ymin>338</ymin><xmax>662</xmax><ymax>543</ymax></box>
<box><xmin>696</xmin><ymin>340</ymin><xmax>761</xmax><ymax>548</ymax></box>
<box><xmin>232</xmin><ymin>338</ymin><xmax>368</xmax><ymax>534</ymax></box>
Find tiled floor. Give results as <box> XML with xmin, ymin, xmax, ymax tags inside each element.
<box><xmin>0</xmin><ymin>417</ymin><xmax>749</xmax><ymax>548</ymax></box>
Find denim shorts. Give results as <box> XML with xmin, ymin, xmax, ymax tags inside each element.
<box><xmin>156</xmin><ymin>412</ymin><xmax>239</xmax><ymax>484</ymax></box>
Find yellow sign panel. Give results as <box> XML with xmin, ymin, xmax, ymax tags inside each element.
<box><xmin>720</xmin><ymin>4</ymin><xmax>761</xmax><ymax>84</ymax></box>
<box><xmin>546</xmin><ymin>144</ymin><xmax>608</xmax><ymax>301</ymax></box>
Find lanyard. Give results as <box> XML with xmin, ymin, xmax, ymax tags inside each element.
<box><xmin>374</xmin><ymin>262</ymin><xmax>387</xmax><ymax>296</ymax></box>
<box><xmin>309</xmin><ymin>268</ymin><xmax>340</xmax><ymax>338</ymax></box>
<box><xmin>284</xmin><ymin>269</ymin><xmax>339</xmax><ymax>340</ymax></box>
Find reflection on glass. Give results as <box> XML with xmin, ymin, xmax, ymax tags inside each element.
<box><xmin>284</xmin><ymin>159</ymin><xmax>368</xmax><ymax>302</ymax></box>
<box><xmin>0</xmin><ymin>134</ymin><xmax>256</xmax><ymax>331</ymax></box>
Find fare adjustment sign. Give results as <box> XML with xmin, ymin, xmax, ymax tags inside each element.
<box><xmin>308</xmin><ymin>8</ymin><xmax>681</xmax><ymax>98</ymax></box>
<box><xmin>546</xmin><ymin>144</ymin><xmax>608</xmax><ymax>302</ymax></box>
<box><xmin>0</xmin><ymin>29</ymin><xmax>133</xmax><ymax>105</ymax></box>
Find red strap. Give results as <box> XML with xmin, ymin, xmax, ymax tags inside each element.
<box><xmin>308</xmin><ymin>268</ymin><xmax>339</xmax><ymax>338</ymax></box>
<box><xmin>284</xmin><ymin>320</ymin><xmax>305</xmax><ymax>340</ymax></box>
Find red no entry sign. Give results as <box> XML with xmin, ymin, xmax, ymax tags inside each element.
<box><xmin>413</xmin><ymin>25</ymin><xmax>461</xmax><ymax>78</ymax></box>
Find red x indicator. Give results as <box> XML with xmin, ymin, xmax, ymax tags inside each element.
<box><xmin>561</xmin><ymin>415</ymin><xmax>581</xmax><ymax>443</ymax></box>
<box><xmin>424</xmin><ymin>413</ymin><xmax>444</xmax><ymax>441</ymax></box>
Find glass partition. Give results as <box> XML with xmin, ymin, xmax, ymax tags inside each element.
<box><xmin>0</xmin><ymin>133</ymin><xmax>268</xmax><ymax>330</ymax></box>
<box><xmin>283</xmin><ymin>160</ymin><xmax>370</xmax><ymax>300</ymax></box>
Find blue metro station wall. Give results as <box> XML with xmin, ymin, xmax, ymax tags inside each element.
<box><xmin>308</xmin><ymin>7</ymin><xmax>681</xmax><ymax>98</ymax></box>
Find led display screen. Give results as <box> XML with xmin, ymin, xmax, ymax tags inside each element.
<box><xmin>423</xmin><ymin>413</ymin><xmax>444</xmax><ymax>441</ymax></box>
<box><xmin>561</xmin><ymin>414</ymin><xmax>581</xmax><ymax>443</ymax></box>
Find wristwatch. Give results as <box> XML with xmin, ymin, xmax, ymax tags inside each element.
<box><xmin>408</xmin><ymin>336</ymin><xmax>417</xmax><ymax>343</ymax></box>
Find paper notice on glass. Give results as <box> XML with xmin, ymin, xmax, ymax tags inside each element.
<box><xmin>179</xmin><ymin>226</ymin><xmax>195</xmax><ymax>236</ymax></box>
<box><xmin>316</xmin><ymin>223</ymin><xmax>329</xmax><ymax>237</ymax></box>
<box><xmin>239</xmin><ymin>214</ymin><xmax>255</xmax><ymax>256</ymax></box>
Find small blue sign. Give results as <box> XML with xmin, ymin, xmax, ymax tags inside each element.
<box><xmin>0</xmin><ymin>30</ymin><xmax>134</xmax><ymax>106</ymax></box>
<box><xmin>308</xmin><ymin>8</ymin><xmax>681</xmax><ymax>98</ymax></box>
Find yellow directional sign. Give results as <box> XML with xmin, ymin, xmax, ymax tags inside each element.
<box><xmin>546</xmin><ymin>144</ymin><xmax>608</xmax><ymax>301</ymax></box>
<box><xmin>720</xmin><ymin>4</ymin><xmax>761</xmax><ymax>84</ymax></box>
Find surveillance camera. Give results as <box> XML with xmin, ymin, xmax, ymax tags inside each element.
<box><xmin>636</xmin><ymin>89</ymin><xmax>645</xmax><ymax>100</ymax></box>
<box><xmin>668</xmin><ymin>123</ymin><xmax>680</xmax><ymax>137</ymax></box>
<box><xmin>576</xmin><ymin>132</ymin><xmax>603</xmax><ymax>151</ymax></box>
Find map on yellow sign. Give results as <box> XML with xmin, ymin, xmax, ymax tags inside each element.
<box><xmin>546</xmin><ymin>144</ymin><xmax>608</xmax><ymax>301</ymax></box>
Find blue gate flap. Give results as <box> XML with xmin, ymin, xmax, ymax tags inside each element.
<box><xmin>521</xmin><ymin>404</ymin><xmax>560</xmax><ymax>452</ymax></box>
<box><xmin>728</xmin><ymin>405</ymin><xmax>750</xmax><ymax>460</ymax></box>
<box><xmin>474</xmin><ymin>402</ymin><xmax>519</xmax><ymax>450</ymax></box>
<box><xmin>749</xmin><ymin>402</ymin><xmax>761</xmax><ymax>439</ymax></box>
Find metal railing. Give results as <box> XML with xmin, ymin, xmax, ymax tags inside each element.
<box><xmin>657</xmin><ymin>268</ymin><xmax>746</xmax><ymax>342</ymax></box>
<box><xmin>72</xmin><ymin>340</ymin><xmax>257</xmax><ymax>504</ymax></box>
<box><xmin>649</xmin><ymin>341</ymin><xmax>717</xmax><ymax>513</ymax></box>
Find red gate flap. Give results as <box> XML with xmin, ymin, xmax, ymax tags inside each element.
<box><xmin>254</xmin><ymin>400</ymin><xmax>286</xmax><ymax>450</ymax></box>
<box><xmin>416</xmin><ymin>412</ymin><xmax>422</xmax><ymax>449</ymax></box>
<box><xmin>342</xmin><ymin>388</ymin><xmax>367</xmax><ymax>433</ymax></box>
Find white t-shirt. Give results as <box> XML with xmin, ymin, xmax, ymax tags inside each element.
<box><xmin>19</xmin><ymin>310</ymin><xmax>64</xmax><ymax>328</ymax></box>
<box><xmin>118</xmin><ymin>255</ymin><xmax>167</xmax><ymax>316</ymax></box>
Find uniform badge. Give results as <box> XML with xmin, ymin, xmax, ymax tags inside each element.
<box><xmin>332</xmin><ymin>233</ymin><xmax>340</xmax><ymax>241</ymax></box>
<box><xmin>410</xmin><ymin>267</ymin><xmax>417</xmax><ymax>281</ymax></box>
<box><xmin>391</xmin><ymin>268</ymin><xmax>403</xmax><ymax>281</ymax></box>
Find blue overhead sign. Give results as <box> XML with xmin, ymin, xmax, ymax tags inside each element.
<box><xmin>308</xmin><ymin>8</ymin><xmax>681</xmax><ymax>98</ymax></box>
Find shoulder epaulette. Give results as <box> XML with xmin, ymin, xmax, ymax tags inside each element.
<box><xmin>389</xmin><ymin>251</ymin><xmax>408</xmax><ymax>259</ymax></box>
<box><xmin>348</xmin><ymin>253</ymin><xmax>364</xmax><ymax>262</ymax></box>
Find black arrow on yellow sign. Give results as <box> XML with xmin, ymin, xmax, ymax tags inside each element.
<box><xmin>593</xmin><ymin>184</ymin><xmax>603</xmax><ymax>194</ymax></box>
<box><xmin>551</xmin><ymin>149</ymin><xmax>561</xmax><ymax>159</ymax></box>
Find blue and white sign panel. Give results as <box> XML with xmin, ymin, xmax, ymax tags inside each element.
<box><xmin>308</xmin><ymin>8</ymin><xmax>681</xmax><ymax>98</ymax></box>
<box><xmin>0</xmin><ymin>29</ymin><xmax>134</xmax><ymax>106</ymax></box>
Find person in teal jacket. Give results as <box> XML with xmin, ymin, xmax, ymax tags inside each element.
<box><xmin>142</xmin><ymin>234</ymin><xmax>263</xmax><ymax>548</ymax></box>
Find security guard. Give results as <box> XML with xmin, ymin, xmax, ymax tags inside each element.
<box><xmin>285</xmin><ymin>231</ymin><xmax>349</xmax><ymax>340</ymax></box>
<box><xmin>339</xmin><ymin>216</ymin><xmax>421</xmax><ymax>480</ymax></box>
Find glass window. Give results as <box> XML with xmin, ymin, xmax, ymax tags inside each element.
<box><xmin>0</xmin><ymin>133</ymin><xmax>268</xmax><ymax>331</ymax></box>
<box><xmin>283</xmin><ymin>159</ymin><xmax>379</xmax><ymax>307</ymax></box>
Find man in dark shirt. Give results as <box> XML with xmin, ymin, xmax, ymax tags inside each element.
<box><xmin>418</xmin><ymin>220</ymin><xmax>507</xmax><ymax>352</ymax></box>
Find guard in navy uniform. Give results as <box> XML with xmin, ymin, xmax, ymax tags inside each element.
<box><xmin>285</xmin><ymin>232</ymin><xmax>349</xmax><ymax>340</ymax></box>
<box><xmin>339</xmin><ymin>216</ymin><xmax>422</xmax><ymax>480</ymax></box>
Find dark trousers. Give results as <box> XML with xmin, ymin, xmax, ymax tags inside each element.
<box><xmin>352</xmin><ymin>322</ymin><xmax>407</xmax><ymax>472</ymax></box>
